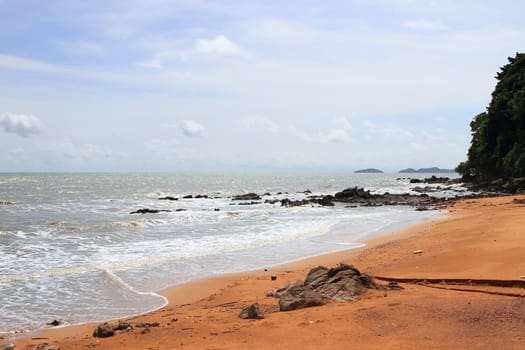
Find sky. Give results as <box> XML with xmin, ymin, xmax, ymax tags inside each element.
<box><xmin>1</xmin><ymin>0</ymin><xmax>524</xmax><ymax>173</ymax></box>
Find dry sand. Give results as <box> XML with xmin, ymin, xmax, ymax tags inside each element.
<box><xmin>10</xmin><ymin>195</ymin><xmax>525</xmax><ymax>350</ymax></box>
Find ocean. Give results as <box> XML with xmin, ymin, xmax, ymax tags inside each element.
<box><xmin>0</xmin><ymin>172</ymin><xmax>461</xmax><ymax>336</ymax></box>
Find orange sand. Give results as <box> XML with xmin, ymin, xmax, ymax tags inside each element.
<box><xmin>10</xmin><ymin>195</ymin><xmax>525</xmax><ymax>349</ymax></box>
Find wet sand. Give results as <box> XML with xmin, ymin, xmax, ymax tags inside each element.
<box><xmin>11</xmin><ymin>195</ymin><xmax>525</xmax><ymax>349</ymax></box>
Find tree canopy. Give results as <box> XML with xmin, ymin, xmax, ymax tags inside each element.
<box><xmin>457</xmin><ymin>52</ymin><xmax>525</xmax><ymax>182</ymax></box>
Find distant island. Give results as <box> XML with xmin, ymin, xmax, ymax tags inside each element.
<box><xmin>354</xmin><ymin>168</ymin><xmax>384</xmax><ymax>173</ymax></box>
<box><xmin>398</xmin><ymin>167</ymin><xmax>455</xmax><ymax>174</ymax></box>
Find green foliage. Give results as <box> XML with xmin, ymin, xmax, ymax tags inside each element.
<box><xmin>457</xmin><ymin>52</ymin><xmax>525</xmax><ymax>181</ymax></box>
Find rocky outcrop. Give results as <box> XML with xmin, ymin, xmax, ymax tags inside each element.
<box><xmin>273</xmin><ymin>264</ymin><xmax>380</xmax><ymax>311</ymax></box>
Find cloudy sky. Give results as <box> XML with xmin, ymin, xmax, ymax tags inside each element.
<box><xmin>1</xmin><ymin>0</ymin><xmax>524</xmax><ymax>172</ymax></box>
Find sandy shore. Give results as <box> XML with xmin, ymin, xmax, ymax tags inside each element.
<box><xmin>10</xmin><ymin>195</ymin><xmax>525</xmax><ymax>350</ymax></box>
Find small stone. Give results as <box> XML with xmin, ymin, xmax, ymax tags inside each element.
<box><xmin>239</xmin><ymin>303</ymin><xmax>265</xmax><ymax>319</ymax></box>
<box><xmin>271</xmin><ymin>275</ymin><xmax>277</xmax><ymax>281</ymax></box>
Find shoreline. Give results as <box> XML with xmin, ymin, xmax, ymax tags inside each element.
<box><xmin>10</xmin><ymin>194</ymin><xmax>525</xmax><ymax>349</ymax></box>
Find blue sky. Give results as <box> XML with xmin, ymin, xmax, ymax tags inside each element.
<box><xmin>1</xmin><ymin>0</ymin><xmax>524</xmax><ymax>172</ymax></box>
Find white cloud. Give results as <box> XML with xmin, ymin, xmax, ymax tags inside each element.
<box><xmin>0</xmin><ymin>54</ymin><xmax>65</xmax><ymax>73</ymax></box>
<box><xmin>180</xmin><ymin>120</ymin><xmax>205</xmax><ymax>137</ymax></box>
<box><xmin>0</xmin><ymin>112</ymin><xmax>43</xmax><ymax>137</ymax></box>
<box><xmin>136</xmin><ymin>59</ymin><xmax>164</xmax><ymax>69</ymax></box>
<box><xmin>334</xmin><ymin>117</ymin><xmax>352</xmax><ymax>131</ymax></box>
<box><xmin>240</xmin><ymin>116</ymin><xmax>280</xmax><ymax>133</ymax></box>
<box><xmin>403</xmin><ymin>19</ymin><xmax>447</xmax><ymax>31</ymax></box>
<box><xmin>193</xmin><ymin>35</ymin><xmax>250</xmax><ymax>57</ymax></box>
<box><xmin>320</xmin><ymin>129</ymin><xmax>351</xmax><ymax>143</ymax></box>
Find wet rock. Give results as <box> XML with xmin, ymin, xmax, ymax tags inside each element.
<box><xmin>195</xmin><ymin>194</ymin><xmax>208</xmax><ymax>199</ymax></box>
<box><xmin>47</xmin><ymin>319</ymin><xmax>61</xmax><ymax>327</ymax></box>
<box><xmin>239</xmin><ymin>303</ymin><xmax>265</xmax><ymax>319</ymax></box>
<box><xmin>114</xmin><ymin>321</ymin><xmax>132</xmax><ymax>331</ymax></box>
<box><xmin>232</xmin><ymin>193</ymin><xmax>261</xmax><ymax>201</ymax></box>
<box><xmin>237</xmin><ymin>201</ymin><xmax>261</xmax><ymax>206</ymax></box>
<box><xmin>182</xmin><ymin>195</ymin><xmax>193</xmax><ymax>199</ymax></box>
<box><xmin>158</xmin><ymin>196</ymin><xmax>178</xmax><ymax>201</ymax></box>
<box><xmin>130</xmin><ymin>209</ymin><xmax>171</xmax><ymax>214</ymax></box>
<box><xmin>93</xmin><ymin>322</ymin><xmax>115</xmax><ymax>338</ymax></box>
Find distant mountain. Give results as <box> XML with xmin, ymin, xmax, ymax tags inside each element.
<box><xmin>354</xmin><ymin>168</ymin><xmax>384</xmax><ymax>173</ymax></box>
<box><xmin>398</xmin><ymin>167</ymin><xmax>455</xmax><ymax>173</ymax></box>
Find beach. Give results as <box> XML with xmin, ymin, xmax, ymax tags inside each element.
<box><xmin>10</xmin><ymin>194</ymin><xmax>525</xmax><ymax>350</ymax></box>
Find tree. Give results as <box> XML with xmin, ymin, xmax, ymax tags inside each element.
<box><xmin>457</xmin><ymin>52</ymin><xmax>525</xmax><ymax>181</ymax></box>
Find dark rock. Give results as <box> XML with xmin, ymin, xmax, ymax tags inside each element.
<box><xmin>315</xmin><ymin>195</ymin><xmax>335</xmax><ymax>206</ymax></box>
<box><xmin>114</xmin><ymin>321</ymin><xmax>132</xmax><ymax>331</ymax></box>
<box><xmin>278</xmin><ymin>284</ymin><xmax>326</xmax><ymax>311</ymax></box>
<box><xmin>47</xmin><ymin>319</ymin><xmax>61</xmax><ymax>327</ymax></box>
<box><xmin>135</xmin><ymin>322</ymin><xmax>160</xmax><ymax>328</ymax></box>
<box><xmin>271</xmin><ymin>275</ymin><xmax>277</xmax><ymax>281</ymax></box>
<box><xmin>159</xmin><ymin>196</ymin><xmax>178</xmax><ymax>201</ymax></box>
<box><xmin>281</xmin><ymin>198</ymin><xmax>310</xmax><ymax>207</ymax></box>
<box><xmin>195</xmin><ymin>194</ymin><xmax>208</xmax><ymax>199</ymax></box>
<box><xmin>130</xmin><ymin>208</ymin><xmax>171</xmax><ymax>214</ymax></box>
<box><xmin>93</xmin><ymin>322</ymin><xmax>115</xmax><ymax>338</ymax></box>
<box><xmin>232</xmin><ymin>193</ymin><xmax>261</xmax><ymax>201</ymax></box>
<box><xmin>30</xmin><ymin>345</ymin><xmax>60</xmax><ymax>350</ymax></box>
<box><xmin>214</xmin><ymin>208</ymin><xmax>221</xmax><ymax>211</ymax></box>
<box><xmin>175</xmin><ymin>208</ymin><xmax>187</xmax><ymax>212</ymax></box>
<box><xmin>239</xmin><ymin>303</ymin><xmax>265</xmax><ymax>319</ymax></box>
<box><xmin>237</xmin><ymin>201</ymin><xmax>261</xmax><ymax>206</ymax></box>
<box><xmin>263</xmin><ymin>192</ymin><xmax>271</xmax><ymax>196</ymax></box>
<box><xmin>275</xmin><ymin>264</ymin><xmax>379</xmax><ymax>311</ymax></box>
<box><xmin>182</xmin><ymin>195</ymin><xmax>193</xmax><ymax>199</ymax></box>
<box><xmin>387</xmin><ymin>281</ymin><xmax>405</xmax><ymax>290</ymax></box>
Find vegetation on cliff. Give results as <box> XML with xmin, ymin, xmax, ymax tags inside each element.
<box><xmin>456</xmin><ymin>52</ymin><xmax>525</xmax><ymax>189</ymax></box>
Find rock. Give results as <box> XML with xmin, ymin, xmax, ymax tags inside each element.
<box><xmin>130</xmin><ymin>208</ymin><xmax>171</xmax><ymax>214</ymax></box>
<box><xmin>114</xmin><ymin>321</ymin><xmax>132</xmax><ymax>331</ymax></box>
<box><xmin>316</xmin><ymin>195</ymin><xmax>335</xmax><ymax>206</ymax></box>
<box><xmin>387</xmin><ymin>281</ymin><xmax>405</xmax><ymax>290</ymax></box>
<box><xmin>237</xmin><ymin>201</ymin><xmax>261</xmax><ymax>206</ymax></box>
<box><xmin>278</xmin><ymin>285</ymin><xmax>326</xmax><ymax>311</ymax></box>
<box><xmin>182</xmin><ymin>195</ymin><xmax>193</xmax><ymax>199</ymax></box>
<box><xmin>47</xmin><ymin>319</ymin><xmax>61</xmax><ymax>327</ymax></box>
<box><xmin>31</xmin><ymin>345</ymin><xmax>60</xmax><ymax>350</ymax></box>
<box><xmin>232</xmin><ymin>193</ymin><xmax>261</xmax><ymax>201</ymax></box>
<box><xmin>158</xmin><ymin>196</ymin><xmax>178</xmax><ymax>201</ymax></box>
<box><xmin>195</xmin><ymin>194</ymin><xmax>208</xmax><ymax>199</ymax></box>
<box><xmin>275</xmin><ymin>264</ymin><xmax>379</xmax><ymax>311</ymax></box>
<box><xmin>239</xmin><ymin>303</ymin><xmax>265</xmax><ymax>319</ymax></box>
<box><xmin>1</xmin><ymin>344</ymin><xmax>15</xmax><ymax>350</ymax></box>
<box><xmin>135</xmin><ymin>322</ymin><xmax>160</xmax><ymax>328</ymax></box>
<box><xmin>93</xmin><ymin>322</ymin><xmax>115</xmax><ymax>338</ymax></box>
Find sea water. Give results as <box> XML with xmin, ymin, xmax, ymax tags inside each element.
<box><xmin>0</xmin><ymin>173</ymin><xmax>461</xmax><ymax>335</ymax></box>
